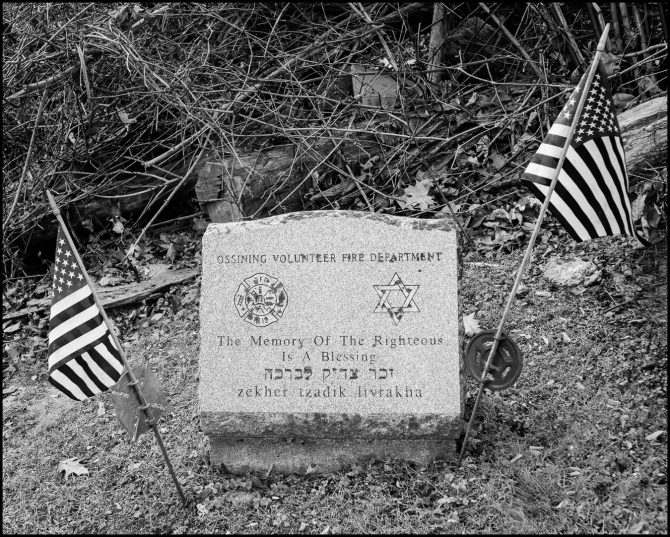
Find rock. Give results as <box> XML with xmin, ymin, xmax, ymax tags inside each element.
<box><xmin>542</xmin><ymin>257</ymin><xmax>597</xmax><ymax>287</ymax></box>
<box><xmin>516</xmin><ymin>283</ymin><xmax>529</xmax><ymax>298</ymax></box>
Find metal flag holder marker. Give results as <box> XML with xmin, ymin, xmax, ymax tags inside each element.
<box><xmin>456</xmin><ymin>24</ymin><xmax>611</xmax><ymax>468</ymax></box>
<box><xmin>46</xmin><ymin>190</ymin><xmax>188</xmax><ymax>507</ymax></box>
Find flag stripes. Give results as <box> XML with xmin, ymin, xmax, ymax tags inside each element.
<box><xmin>47</xmin><ymin>226</ymin><xmax>125</xmax><ymax>401</ymax></box>
<box><xmin>521</xmin><ymin>60</ymin><xmax>646</xmax><ymax>245</ymax></box>
<box><xmin>49</xmin><ymin>337</ymin><xmax>124</xmax><ymax>401</ymax></box>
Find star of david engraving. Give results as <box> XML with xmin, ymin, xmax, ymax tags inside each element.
<box><xmin>373</xmin><ymin>273</ymin><xmax>419</xmax><ymax>325</ymax></box>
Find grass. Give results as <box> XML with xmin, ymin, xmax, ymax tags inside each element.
<box><xmin>2</xmin><ymin>228</ymin><xmax>667</xmax><ymax>534</ymax></box>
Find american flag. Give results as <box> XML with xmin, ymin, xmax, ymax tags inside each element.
<box><xmin>522</xmin><ymin>59</ymin><xmax>647</xmax><ymax>245</ymax></box>
<box><xmin>48</xmin><ymin>224</ymin><xmax>124</xmax><ymax>400</ymax></box>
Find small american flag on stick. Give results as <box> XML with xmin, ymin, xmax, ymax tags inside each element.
<box><xmin>48</xmin><ymin>224</ymin><xmax>124</xmax><ymax>400</ymax></box>
<box><xmin>522</xmin><ymin>60</ymin><xmax>647</xmax><ymax>245</ymax></box>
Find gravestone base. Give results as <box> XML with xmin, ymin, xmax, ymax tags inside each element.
<box><xmin>209</xmin><ymin>436</ymin><xmax>459</xmax><ymax>475</ymax></box>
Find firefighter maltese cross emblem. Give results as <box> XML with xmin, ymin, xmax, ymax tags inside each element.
<box><xmin>373</xmin><ymin>272</ymin><xmax>419</xmax><ymax>325</ymax></box>
<box><xmin>234</xmin><ymin>273</ymin><xmax>288</xmax><ymax>327</ymax></box>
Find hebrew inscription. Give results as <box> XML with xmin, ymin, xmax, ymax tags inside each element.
<box><xmin>220</xmin><ymin>332</ymin><xmax>445</xmax><ymax>399</ymax></box>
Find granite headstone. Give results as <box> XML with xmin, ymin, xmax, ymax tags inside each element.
<box><xmin>199</xmin><ymin>210</ymin><xmax>464</xmax><ymax>473</ymax></box>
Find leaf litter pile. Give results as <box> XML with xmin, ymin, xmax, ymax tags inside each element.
<box><xmin>2</xmin><ymin>3</ymin><xmax>666</xmax><ymax>276</ymax></box>
<box><xmin>2</xmin><ymin>2</ymin><xmax>668</xmax><ymax>534</ymax></box>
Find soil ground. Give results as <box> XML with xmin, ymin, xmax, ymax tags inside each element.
<box><xmin>2</xmin><ymin>223</ymin><xmax>667</xmax><ymax>534</ymax></box>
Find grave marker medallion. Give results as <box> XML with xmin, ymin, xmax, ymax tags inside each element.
<box><xmin>199</xmin><ymin>210</ymin><xmax>464</xmax><ymax>473</ymax></box>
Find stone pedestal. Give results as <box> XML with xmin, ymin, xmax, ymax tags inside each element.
<box><xmin>209</xmin><ymin>437</ymin><xmax>458</xmax><ymax>474</ymax></box>
<box><xmin>199</xmin><ymin>211</ymin><xmax>465</xmax><ymax>474</ymax></box>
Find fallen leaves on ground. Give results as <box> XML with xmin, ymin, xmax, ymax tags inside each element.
<box><xmin>398</xmin><ymin>178</ymin><xmax>435</xmax><ymax>211</ymax></box>
<box><xmin>57</xmin><ymin>457</ymin><xmax>89</xmax><ymax>480</ymax></box>
<box><xmin>463</xmin><ymin>312</ymin><xmax>481</xmax><ymax>337</ymax></box>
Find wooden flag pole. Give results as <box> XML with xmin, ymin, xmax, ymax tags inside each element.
<box><xmin>46</xmin><ymin>190</ymin><xmax>189</xmax><ymax>507</ymax></box>
<box><xmin>457</xmin><ymin>25</ymin><xmax>611</xmax><ymax>467</ymax></box>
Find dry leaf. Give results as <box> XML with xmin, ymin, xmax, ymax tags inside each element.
<box><xmin>181</xmin><ymin>287</ymin><xmax>200</xmax><ymax>306</ymax></box>
<box><xmin>110</xmin><ymin>249</ymin><xmax>126</xmax><ymax>263</ymax></box>
<box><xmin>475</xmin><ymin>235</ymin><xmax>494</xmax><ymax>246</ymax></box>
<box><xmin>117</xmin><ymin>109</ymin><xmax>136</xmax><ymax>126</ymax></box>
<box><xmin>107</xmin><ymin>319</ymin><xmax>121</xmax><ymax>338</ymax></box>
<box><xmin>169</xmin><ymin>293</ymin><xmax>183</xmax><ymax>313</ymax></box>
<box><xmin>110</xmin><ymin>5</ymin><xmax>131</xmax><ymax>25</ymax></box>
<box><xmin>509</xmin><ymin>453</ymin><xmax>523</xmax><ymax>465</ymax></box>
<box><xmin>58</xmin><ymin>457</ymin><xmax>89</xmax><ymax>480</ymax></box>
<box><xmin>3</xmin><ymin>386</ymin><xmax>18</xmax><ymax>397</ymax></box>
<box><xmin>600</xmin><ymin>52</ymin><xmax>621</xmax><ymax>76</ymax></box>
<box><xmin>463</xmin><ymin>312</ymin><xmax>481</xmax><ymax>337</ymax></box>
<box><xmin>193</xmin><ymin>218</ymin><xmax>209</xmax><ymax>235</ymax></box>
<box><xmin>81</xmin><ymin>217</ymin><xmax>95</xmax><ymax>232</ymax></box>
<box><xmin>638</xmin><ymin>76</ymin><xmax>661</xmax><ymax>96</ymax></box>
<box><xmin>98</xmin><ymin>275</ymin><xmax>122</xmax><ymax>287</ymax></box>
<box><xmin>5</xmin><ymin>322</ymin><xmax>21</xmax><ymax>333</ymax></box>
<box><xmin>631</xmin><ymin>192</ymin><xmax>647</xmax><ymax>222</ymax></box>
<box><xmin>166</xmin><ymin>243</ymin><xmax>177</xmax><ymax>263</ymax></box>
<box><xmin>474</xmin><ymin>135</ymin><xmax>490</xmax><ymax>163</ymax></box>
<box><xmin>399</xmin><ymin>179</ymin><xmax>435</xmax><ymax>211</ymax></box>
<box><xmin>627</xmin><ymin>520</ymin><xmax>646</xmax><ymax>534</ymax></box>
<box><xmin>612</xmin><ymin>93</ymin><xmax>635</xmax><ymax>108</ymax></box>
<box><xmin>126</xmin><ymin>244</ymin><xmax>143</xmax><ymax>259</ymax></box>
<box><xmin>645</xmin><ymin>430</ymin><xmax>664</xmax><ymax>441</ymax></box>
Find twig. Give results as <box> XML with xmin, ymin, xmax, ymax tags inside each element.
<box><xmin>616</xmin><ymin>46</ymin><xmax>668</xmax><ymax>78</ymax></box>
<box><xmin>611</xmin><ymin>2</ymin><xmax>624</xmax><ymax>53</ymax></box>
<box><xmin>122</xmin><ymin>147</ymin><xmax>207</xmax><ymax>264</ymax></box>
<box><xmin>130</xmin><ymin>5</ymin><xmax>171</xmax><ymax>32</ymax></box>
<box><xmin>144</xmin><ymin>3</ymin><xmax>424</xmax><ymax>169</ymax></box>
<box><xmin>623</xmin><ymin>43</ymin><xmax>668</xmax><ymax>58</ymax></box>
<box><xmin>7</xmin><ymin>65</ymin><xmax>79</xmax><ymax>100</ymax></box>
<box><xmin>660</xmin><ymin>2</ymin><xmax>669</xmax><ymax>42</ymax></box>
<box><xmin>618</xmin><ymin>2</ymin><xmax>642</xmax><ymax>95</ymax></box>
<box><xmin>550</xmin><ymin>4</ymin><xmax>586</xmax><ymax>67</ymax></box>
<box><xmin>592</xmin><ymin>3</ymin><xmax>611</xmax><ymax>52</ymax></box>
<box><xmin>262</xmin><ymin>136</ymin><xmax>347</xmax><ymax>217</ymax></box>
<box><xmin>631</xmin><ymin>3</ymin><xmax>658</xmax><ymax>84</ymax></box>
<box><xmin>427</xmin><ymin>3</ymin><xmax>448</xmax><ymax>84</ymax></box>
<box><xmin>34</xmin><ymin>3</ymin><xmax>95</xmax><ymax>56</ymax></box>
<box><xmin>3</xmin><ymin>88</ymin><xmax>49</xmax><ymax>228</ymax></box>
<box><xmin>532</xmin><ymin>4</ymin><xmax>578</xmax><ymax>66</ymax></box>
<box><xmin>320</xmin><ymin>159</ymin><xmax>407</xmax><ymax>205</ymax></box>
<box><xmin>602</xmin><ymin>297</ymin><xmax>638</xmax><ymax>314</ymax></box>
<box><xmin>321</xmin><ymin>112</ymin><xmax>374</xmax><ymax>212</ymax></box>
<box><xmin>349</xmin><ymin>3</ymin><xmax>398</xmax><ymax>70</ymax></box>
<box><xmin>478</xmin><ymin>3</ymin><xmax>548</xmax><ymax>83</ymax></box>
<box><xmin>586</xmin><ymin>4</ymin><xmax>606</xmax><ymax>50</ymax></box>
<box><xmin>147</xmin><ymin>212</ymin><xmax>205</xmax><ymax>229</ymax></box>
